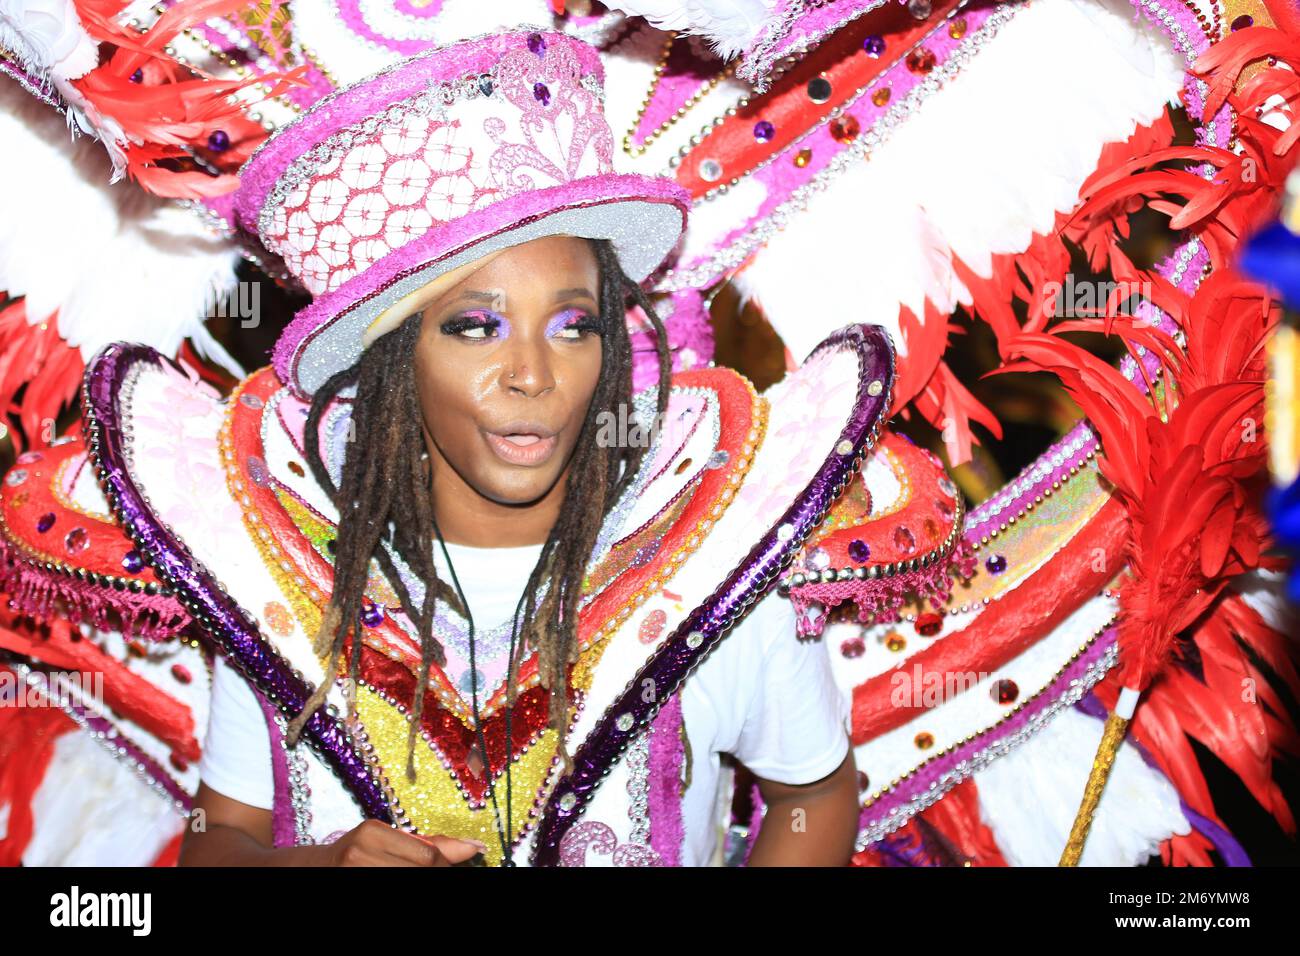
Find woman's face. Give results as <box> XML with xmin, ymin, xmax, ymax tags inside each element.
<box><xmin>413</xmin><ymin>235</ymin><xmax>604</xmax><ymax>521</ymax></box>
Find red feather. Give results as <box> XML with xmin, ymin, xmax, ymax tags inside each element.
<box><xmin>1094</xmin><ymin>593</ymin><xmax>1300</xmax><ymax>853</ymax></box>
<box><xmin>66</xmin><ymin>1</ymin><xmax>312</xmax><ymax>198</ymax></box>
<box><xmin>996</xmin><ymin>16</ymin><xmax>1295</xmax><ymax>697</ymax></box>
<box><xmin>1002</xmin><ymin>272</ymin><xmax>1276</xmax><ymax>693</ymax></box>
<box><xmin>0</xmin><ymin>680</ymin><xmax>77</xmax><ymax>866</ymax></box>
<box><xmin>915</xmin><ymin>779</ymin><xmax>1009</xmax><ymax>866</ymax></box>
<box><xmin>0</xmin><ymin>299</ymin><xmax>84</xmax><ymax>450</ymax></box>
<box><xmin>1190</xmin><ymin>26</ymin><xmax>1300</xmax><ymax>120</ymax></box>
<box><xmin>891</xmin><ymin>301</ymin><xmax>1001</xmax><ymax>466</ymax></box>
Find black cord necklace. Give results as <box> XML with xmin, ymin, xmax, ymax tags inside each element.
<box><xmin>431</xmin><ymin>517</ymin><xmax>530</xmax><ymax>867</ymax></box>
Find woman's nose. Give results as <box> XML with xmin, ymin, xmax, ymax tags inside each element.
<box><xmin>500</xmin><ymin>337</ymin><xmax>556</xmax><ymax>397</ymax></box>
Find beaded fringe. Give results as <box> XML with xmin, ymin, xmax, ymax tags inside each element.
<box><xmin>0</xmin><ymin>541</ymin><xmax>191</xmax><ymax>641</ymax></box>
<box><xmin>787</xmin><ymin>539</ymin><xmax>978</xmax><ymax>637</ymax></box>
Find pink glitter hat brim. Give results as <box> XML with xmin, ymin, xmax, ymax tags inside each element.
<box><xmin>272</xmin><ymin>171</ymin><xmax>690</xmax><ymax>397</ymax></box>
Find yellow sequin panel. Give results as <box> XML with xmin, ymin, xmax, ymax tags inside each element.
<box><xmin>353</xmin><ymin>684</ymin><xmax>558</xmax><ymax>867</ymax></box>
<box><xmin>1268</xmin><ymin>325</ymin><xmax>1299</xmax><ymax>486</ymax></box>
<box><xmin>948</xmin><ymin>461</ymin><xmax>1110</xmax><ymax>609</ymax></box>
<box><xmin>1222</xmin><ymin>1</ymin><xmax>1275</xmax><ymax>86</ymax></box>
<box><xmin>273</xmin><ymin>485</ymin><xmax>333</xmax><ymax>551</ymax></box>
<box><xmin>238</xmin><ymin>1</ymin><xmax>296</xmax><ymax>63</ymax></box>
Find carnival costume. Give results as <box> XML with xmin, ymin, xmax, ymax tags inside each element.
<box><xmin>0</xmin><ymin>0</ymin><xmax>1295</xmax><ymax>867</ymax></box>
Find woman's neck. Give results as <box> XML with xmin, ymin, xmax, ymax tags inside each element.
<box><xmin>430</xmin><ymin>468</ymin><xmax>565</xmax><ymax>548</ymax></box>
<box><xmin>434</xmin><ymin>509</ymin><xmax>553</xmax><ymax>547</ymax></box>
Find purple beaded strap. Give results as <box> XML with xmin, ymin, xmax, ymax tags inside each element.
<box><xmin>81</xmin><ymin>343</ymin><xmax>392</xmax><ymax>822</ymax></box>
<box><xmin>530</xmin><ymin>323</ymin><xmax>895</xmax><ymax>865</ymax></box>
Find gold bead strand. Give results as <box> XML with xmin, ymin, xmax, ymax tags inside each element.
<box><xmin>623</xmin><ymin>32</ymin><xmax>738</xmax><ymax>159</ymax></box>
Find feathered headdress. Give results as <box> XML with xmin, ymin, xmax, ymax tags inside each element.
<box><xmin>981</xmin><ymin>23</ymin><xmax>1299</xmax><ymax>865</ymax></box>
<box><xmin>0</xmin><ymin>0</ymin><xmax>309</xmax><ymax>449</ymax></box>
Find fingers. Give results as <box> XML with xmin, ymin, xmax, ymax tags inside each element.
<box><xmin>339</xmin><ymin>821</ymin><xmax>485</xmax><ymax>866</ymax></box>
<box><xmin>417</xmin><ymin>833</ymin><xmax>488</xmax><ymax>864</ymax></box>
<box><xmin>338</xmin><ymin>846</ymin><xmax>430</xmax><ymax>867</ymax></box>
<box><xmin>369</xmin><ymin>822</ymin><xmax>449</xmax><ymax>866</ymax></box>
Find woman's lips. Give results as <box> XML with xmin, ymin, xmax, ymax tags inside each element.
<box><xmin>484</xmin><ymin>431</ymin><xmax>559</xmax><ymax>466</ymax></box>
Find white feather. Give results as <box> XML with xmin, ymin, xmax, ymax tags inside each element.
<box><xmin>729</xmin><ymin>0</ymin><xmax>1185</xmax><ymax>363</ymax></box>
<box><xmin>600</xmin><ymin>0</ymin><xmax>774</xmax><ymax>59</ymax></box>
<box><xmin>0</xmin><ymin>0</ymin><xmax>99</xmax><ymax>80</ymax></box>
<box><xmin>1231</xmin><ymin>568</ymin><xmax>1299</xmax><ymax>636</ymax></box>
<box><xmin>23</xmin><ymin>728</ymin><xmax>186</xmax><ymax>865</ymax></box>
<box><xmin>975</xmin><ymin>706</ymin><xmax>1191</xmax><ymax>866</ymax></box>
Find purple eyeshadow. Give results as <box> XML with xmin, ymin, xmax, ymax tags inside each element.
<box><xmin>460</xmin><ymin>308</ymin><xmax>512</xmax><ymax>339</ymax></box>
<box><xmin>545</xmin><ymin>307</ymin><xmax>591</xmax><ymax>338</ymax></box>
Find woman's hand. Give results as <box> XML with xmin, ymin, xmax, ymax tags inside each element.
<box><xmin>325</xmin><ymin>820</ymin><xmax>484</xmax><ymax>866</ymax></box>
<box><xmin>178</xmin><ymin>783</ymin><xmax>485</xmax><ymax>866</ymax></box>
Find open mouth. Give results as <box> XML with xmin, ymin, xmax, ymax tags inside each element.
<box><xmin>484</xmin><ymin>428</ymin><xmax>559</xmax><ymax>466</ymax></box>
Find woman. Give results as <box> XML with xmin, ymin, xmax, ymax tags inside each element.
<box><xmin>177</xmin><ymin>228</ymin><xmax>862</xmax><ymax>866</ymax></box>
<box><xmin>0</xmin><ymin>7</ymin><xmax>1292</xmax><ymax>873</ymax></box>
<box><xmin>55</xmin><ymin>26</ymin><xmax>893</xmax><ymax>867</ymax></box>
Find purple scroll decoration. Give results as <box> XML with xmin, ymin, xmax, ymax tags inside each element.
<box><xmin>80</xmin><ymin>342</ymin><xmax>393</xmax><ymax>823</ymax></box>
<box><xmin>530</xmin><ymin>322</ymin><xmax>896</xmax><ymax>865</ymax></box>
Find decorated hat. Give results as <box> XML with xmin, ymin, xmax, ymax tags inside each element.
<box><xmin>234</xmin><ymin>26</ymin><xmax>692</xmax><ymax>397</ymax></box>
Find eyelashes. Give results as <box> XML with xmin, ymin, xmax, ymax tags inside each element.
<box><xmin>546</xmin><ymin>307</ymin><xmax>604</xmax><ymax>339</ymax></box>
<box><xmin>439</xmin><ymin>309</ymin><xmax>507</xmax><ymax>340</ymax></box>
<box><xmin>439</xmin><ymin>307</ymin><xmax>602</xmax><ymax>341</ymax></box>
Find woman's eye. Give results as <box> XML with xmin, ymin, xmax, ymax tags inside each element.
<box><xmin>441</xmin><ymin>310</ymin><xmax>501</xmax><ymax>340</ymax></box>
<box><xmin>551</xmin><ymin>310</ymin><xmax>602</xmax><ymax>339</ymax></box>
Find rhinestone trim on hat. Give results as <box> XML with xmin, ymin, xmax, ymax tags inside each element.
<box><xmin>239</xmin><ymin>22</ymin><xmax>554</xmax><ymax>179</ymax></box>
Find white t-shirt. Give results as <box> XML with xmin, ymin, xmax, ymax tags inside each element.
<box><xmin>199</xmin><ymin>541</ymin><xmax>850</xmax><ymax>865</ymax></box>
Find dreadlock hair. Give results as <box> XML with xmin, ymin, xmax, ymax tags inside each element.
<box><xmin>288</xmin><ymin>237</ymin><xmax>673</xmax><ymax>784</ymax></box>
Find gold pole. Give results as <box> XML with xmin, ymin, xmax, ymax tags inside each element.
<box><xmin>1059</xmin><ymin>711</ymin><xmax>1131</xmax><ymax>866</ymax></box>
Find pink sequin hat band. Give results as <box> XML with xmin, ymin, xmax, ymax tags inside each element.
<box><xmin>235</xmin><ymin>27</ymin><xmax>691</xmax><ymax>397</ymax></box>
